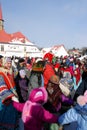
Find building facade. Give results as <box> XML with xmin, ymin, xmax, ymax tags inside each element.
<box><xmin>0</xmin><ymin>5</ymin><xmax>42</xmax><ymax>58</ymax></box>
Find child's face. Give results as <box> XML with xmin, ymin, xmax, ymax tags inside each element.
<box><xmin>19</xmin><ymin>70</ymin><xmax>26</xmax><ymax>78</ymax></box>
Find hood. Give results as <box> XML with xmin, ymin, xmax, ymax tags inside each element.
<box><xmin>29</xmin><ymin>87</ymin><xmax>48</xmax><ymax>104</ymax></box>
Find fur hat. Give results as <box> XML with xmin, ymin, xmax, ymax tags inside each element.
<box><xmin>29</xmin><ymin>87</ymin><xmax>48</xmax><ymax>104</ymax></box>
<box><xmin>77</xmin><ymin>90</ymin><xmax>87</xmax><ymax>106</ymax></box>
<box><xmin>49</xmin><ymin>75</ymin><xmax>60</xmax><ymax>84</ymax></box>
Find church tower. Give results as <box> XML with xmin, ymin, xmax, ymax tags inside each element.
<box><xmin>0</xmin><ymin>4</ymin><xmax>4</xmax><ymax>30</ymax></box>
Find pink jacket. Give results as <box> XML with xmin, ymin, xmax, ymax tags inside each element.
<box><xmin>12</xmin><ymin>87</ymin><xmax>58</xmax><ymax>130</ymax></box>
<box><xmin>12</xmin><ymin>101</ymin><xmax>58</xmax><ymax>130</ymax></box>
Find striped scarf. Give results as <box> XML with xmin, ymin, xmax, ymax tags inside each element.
<box><xmin>0</xmin><ymin>71</ymin><xmax>16</xmax><ymax>104</ymax></box>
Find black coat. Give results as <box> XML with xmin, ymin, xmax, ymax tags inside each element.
<box><xmin>73</xmin><ymin>77</ymin><xmax>87</xmax><ymax>101</ymax></box>
<box><xmin>15</xmin><ymin>73</ymin><xmax>29</xmax><ymax>103</ymax></box>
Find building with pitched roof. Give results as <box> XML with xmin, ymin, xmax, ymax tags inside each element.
<box><xmin>41</xmin><ymin>44</ymin><xmax>68</xmax><ymax>57</ymax></box>
<box><xmin>0</xmin><ymin>4</ymin><xmax>42</xmax><ymax>57</ymax></box>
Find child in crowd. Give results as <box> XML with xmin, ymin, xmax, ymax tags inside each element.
<box><xmin>12</xmin><ymin>87</ymin><xmax>59</xmax><ymax>130</ymax></box>
<box><xmin>58</xmin><ymin>90</ymin><xmax>87</xmax><ymax>130</ymax></box>
<box><xmin>15</xmin><ymin>69</ymin><xmax>29</xmax><ymax>103</ymax></box>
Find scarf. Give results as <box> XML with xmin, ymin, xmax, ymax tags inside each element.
<box><xmin>0</xmin><ymin>71</ymin><xmax>17</xmax><ymax>104</ymax></box>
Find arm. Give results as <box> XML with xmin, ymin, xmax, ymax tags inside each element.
<box><xmin>39</xmin><ymin>106</ymin><xmax>58</xmax><ymax>123</ymax></box>
<box><xmin>58</xmin><ymin>107</ymin><xmax>78</xmax><ymax>125</ymax></box>
<box><xmin>61</xmin><ymin>94</ymin><xmax>74</xmax><ymax>105</ymax></box>
<box><xmin>12</xmin><ymin>101</ymin><xmax>24</xmax><ymax>112</ymax></box>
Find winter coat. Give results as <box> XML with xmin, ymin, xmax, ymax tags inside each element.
<box><xmin>43</xmin><ymin>63</ymin><xmax>55</xmax><ymax>87</ymax></box>
<box><xmin>58</xmin><ymin>104</ymin><xmax>87</xmax><ymax>130</ymax></box>
<box><xmin>12</xmin><ymin>101</ymin><xmax>58</xmax><ymax>130</ymax></box>
<box><xmin>15</xmin><ymin>74</ymin><xmax>29</xmax><ymax>102</ymax></box>
<box><xmin>12</xmin><ymin>87</ymin><xmax>58</xmax><ymax>130</ymax></box>
<box><xmin>73</xmin><ymin>77</ymin><xmax>87</xmax><ymax>101</ymax></box>
<box><xmin>56</xmin><ymin>94</ymin><xmax>73</xmax><ymax>111</ymax></box>
<box><xmin>28</xmin><ymin>71</ymin><xmax>44</xmax><ymax>95</ymax></box>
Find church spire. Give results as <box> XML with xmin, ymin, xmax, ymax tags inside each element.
<box><xmin>0</xmin><ymin>4</ymin><xmax>4</xmax><ymax>30</ymax></box>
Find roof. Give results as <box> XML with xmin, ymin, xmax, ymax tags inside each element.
<box><xmin>0</xmin><ymin>4</ymin><xmax>31</xmax><ymax>44</ymax></box>
<box><xmin>0</xmin><ymin>30</ymin><xmax>11</xmax><ymax>42</ymax></box>
<box><xmin>41</xmin><ymin>44</ymin><xmax>68</xmax><ymax>57</ymax></box>
<box><xmin>50</xmin><ymin>44</ymin><xmax>64</xmax><ymax>51</ymax></box>
<box><xmin>0</xmin><ymin>30</ymin><xmax>30</xmax><ymax>43</ymax></box>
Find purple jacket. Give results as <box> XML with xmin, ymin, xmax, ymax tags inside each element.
<box><xmin>56</xmin><ymin>94</ymin><xmax>74</xmax><ymax>111</ymax></box>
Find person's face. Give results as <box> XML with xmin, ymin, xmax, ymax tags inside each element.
<box><xmin>5</xmin><ymin>62</ymin><xmax>12</xmax><ymax>70</ymax></box>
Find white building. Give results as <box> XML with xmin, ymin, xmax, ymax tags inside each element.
<box><xmin>41</xmin><ymin>45</ymin><xmax>68</xmax><ymax>57</ymax></box>
<box><xmin>0</xmin><ymin>5</ymin><xmax>42</xmax><ymax>58</ymax></box>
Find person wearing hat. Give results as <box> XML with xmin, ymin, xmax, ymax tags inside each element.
<box><xmin>27</xmin><ymin>60</ymin><xmax>45</xmax><ymax>96</ymax></box>
<box><xmin>45</xmin><ymin>75</ymin><xmax>74</xmax><ymax>112</ymax></box>
<box><xmin>16</xmin><ymin>57</ymin><xmax>29</xmax><ymax>80</ymax></box>
<box><xmin>0</xmin><ymin>56</ymin><xmax>19</xmax><ymax>129</ymax></box>
<box><xmin>14</xmin><ymin>69</ymin><xmax>29</xmax><ymax>103</ymax></box>
<box><xmin>43</xmin><ymin>60</ymin><xmax>55</xmax><ymax>88</ymax></box>
<box><xmin>4</xmin><ymin>57</ymin><xmax>12</xmax><ymax>70</ymax></box>
<box><xmin>12</xmin><ymin>87</ymin><xmax>59</xmax><ymax>130</ymax></box>
<box><xmin>17</xmin><ymin>58</ymin><xmax>25</xmax><ymax>71</ymax></box>
<box><xmin>58</xmin><ymin>90</ymin><xmax>87</xmax><ymax>130</ymax></box>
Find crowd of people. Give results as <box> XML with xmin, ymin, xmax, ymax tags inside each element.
<box><xmin>0</xmin><ymin>52</ymin><xmax>87</xmax><ymax>130</ymax></box>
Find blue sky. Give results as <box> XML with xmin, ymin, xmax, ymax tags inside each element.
<box><xmin>1</xmin><ymin>0</ymin><xmax>87</xmax><ymax>49</ymax></box>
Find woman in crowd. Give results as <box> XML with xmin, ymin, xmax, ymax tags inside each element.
<box><xmin>15</xmin><ymin>69</ymin><xmax>29</xmax><ymax>103</ymax></box>
<box><xmin>0</xmin><ymin>56</ymin><xmax>19</xmax><ymax>130</ymax></box>
<box><xmin>27</xmin><ymin>59</ymin><xmax>45</xmax><ymax>96</ymax></box>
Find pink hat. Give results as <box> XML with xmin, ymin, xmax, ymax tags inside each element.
<box><xmin>29</xmin><ymin>87</ymin><xmax>48</xmax><ymax>104</ymax></box>
<box><xmin>77</xmin><ymin>90</ymin><xmax>87</xmax><ymax>106</ymax></box>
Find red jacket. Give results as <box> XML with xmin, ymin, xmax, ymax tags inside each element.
<box><xmin>43</xmin><ymin>63</ymin><xmax>55</xmax><ymax>88</ymax></box>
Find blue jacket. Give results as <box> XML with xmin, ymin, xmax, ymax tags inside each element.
<box><xmin>58</xmin><ymin>104</ymin><xmax>87</xmax><ymax>130</ymax></box>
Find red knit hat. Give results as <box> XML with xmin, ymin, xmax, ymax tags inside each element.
<box><xmin>43</xmin><ymin>52</ymin><xmax>54</xmax><ymax>63</ymax></box>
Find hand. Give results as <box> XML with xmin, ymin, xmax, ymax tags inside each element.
<box><xmin>12</xmin><ymin>96</ymin><xmax>19</xmax><ymax>102</ymax></box>
<box><xmin>58</xmin><ymin>125</ymin><xmax>63</xmax><ymax>130</ymax></box>
<box><xmin>12</xmin><ymin>90</ymin><xmax>18</xmax><ymax>97</ymax></box>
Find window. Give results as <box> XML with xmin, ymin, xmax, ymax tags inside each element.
<box><xmin>1</xmin><ymin>45</ymin><xmax>4</xmax><ymax>51</ymax></box>
<box><xmin>24</xmin><ymin>47</ymin><xmax>26</xmax><ymax>52</ymax></box>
